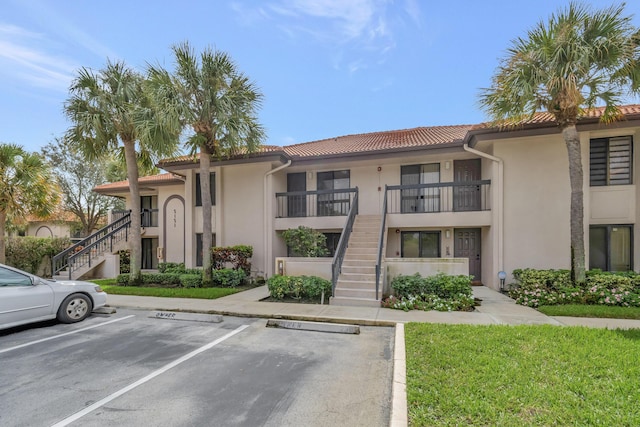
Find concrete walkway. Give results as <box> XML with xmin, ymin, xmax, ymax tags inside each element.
<box><xmin>105</xmin><ymin>285</ymin><xmax>640</xmax><ymax>329</ymax></box>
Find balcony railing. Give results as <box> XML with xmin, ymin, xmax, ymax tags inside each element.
<box><xmin>386</xmin><ymin>180</ymin><xmax>491</xmax><ymax>214</ymax></box>
<box><xmin>114</xmin><ymin>208</ymin><xmax>159</xmax><ymax>227</ymax></box>
<box><xmin>275</xmin><ymin>188</ymin><xmax>358</xmax><ymax>218</ymax></box>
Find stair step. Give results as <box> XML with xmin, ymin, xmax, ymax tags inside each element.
<box><xmin>341</xmin><ymin>265</ymin><xmax>376</xmax><ymax>274</ymax></box>
<box><xmin>336</xmin><ymin>280</ymin><xmax>376</xmax><ymax>290</ymax></box>
<box><xmin>339</xmin><ymin>272</ymin><xmax>376</xmax><ymax>282</ymax></box>
<box><xmin>330</xmin><ymin>296</ymin><xmax>381</xmax><ymax>307</ymax></box>
<box><xmin>342</xmin><ymin>259</ymin><xmax>376</xmax><ymax>267</ymax></box>
<box><xmin>334</xmin><ymin>288</ymin><xmax>378</xmax><ymax>299</ymax></box>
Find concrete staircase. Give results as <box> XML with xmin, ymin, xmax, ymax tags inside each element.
<box><xmin>330</xmin><ymin>215</ymin><xmax>382</xmax><ymax>307</ymax></box>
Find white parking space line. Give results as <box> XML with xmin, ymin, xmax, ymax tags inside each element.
<box><xmin>0</xmin><ymin>315</ymin><xmax>136</xmax><ymax>355</ymax></box>
<box><xmin>50</xmin><ymin>324</ymin><xmax>250</xmax><ymax>427</ymax></box>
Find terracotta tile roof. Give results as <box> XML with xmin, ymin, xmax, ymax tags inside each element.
<box><xmin>94</xmin><ymin>173</ymin><xmax>184</xmax><ymax>193</ymax></box>
<box><xmin>158</xmin><ymin>145</ymin><xmax>284</xmax><ymax>166</ymax></box>
<box><xmin>282</xmin><ymin>125</ymin><xmax>472</xmax><ymax>158</ymax></box>
<box><xmin>472</xmin><ymin>104</ymin><xmax>640</xmax><ymax>130</ymax></box>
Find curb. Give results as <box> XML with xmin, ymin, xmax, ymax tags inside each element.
<box><xmin>390</xmin><ymin>323</ymin><xmax>408</xmax><ymax>427</ymax></box>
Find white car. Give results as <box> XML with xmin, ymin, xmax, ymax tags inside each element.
<box><xmin>0</xmin><ymin>263</ymin><xmax>108</xmax><ymax>330</ymax></box>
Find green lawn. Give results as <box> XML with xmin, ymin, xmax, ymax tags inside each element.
<box><xmin>537</xmin><ymin>304</ymin><xmax>640</xmax><ymax>319</ymax></box>
<box><xmin>100</xmin><ymin>285</ymin><xmax>240</xmax><ymax>299</ymax></box>
<box><xmin>405</xmin><ymin>323</ymin><xmax>640</xmax><ymax>426</ymax></box>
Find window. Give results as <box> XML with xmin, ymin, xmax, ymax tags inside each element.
<box><xmin>590</xmin><ymin>136</ymin><xmax>632</xmax><ymax>186</ymax></box>
<box><xmin>141</xmin><ymin>238</ymin><xmax>159</xmax><ymax>270</ymax></box>
<box><xmin>0</xmin><ymin>266</ymin><xmax>32</xmax><ymax>286</ymax></box>
<box><xmin>195</xmin><ymin>173</ymin><xmax>216</xmax><ymax>206</ymax></box>
<box><xmin>196</xmin><ymin>233</ymin><xmax>216</xmax><ymax>267</ymax></box>
<box><xmin>140</xmin><ymin>195</ymin><xmax>158</xmax><ymax>227</ymax></box>
<box><xmin>401</xmin><ymin>231</ymin><xmax>441</xmax><ymax>258</ymax></box>
<box><xmin>401</xmin><ymin>164</ymin><xmax>440</xmax><ymax>213</ymax></box>
<box><xmin>590</xmin><ymin>225</ymin><xmax>632</xmax><ymax>272</ymax></box>
<box><xmin>317</xmin><ymin>170</ymin><xmax>350</xmax><ymax>216</ymax></box>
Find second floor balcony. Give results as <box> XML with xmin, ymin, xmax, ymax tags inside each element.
<box><xmin>386</xmin><ymin>180</ymin><xmax>491</xmax><ymax>214</ymax></box>
<box><xmin>275</xmin><ymin>181</ymin><xmax>491</xmax><ymax>219</ymax></box>
<box><xmin>276</xmin><ymin>188</ymin><xmax>358</xmax><ymax>218</ymax></box>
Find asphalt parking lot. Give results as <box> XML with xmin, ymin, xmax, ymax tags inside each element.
<box><xmin>0</xmin><ymin>309</ymin><xmax>394</xmax><ymax>427</ymax></box>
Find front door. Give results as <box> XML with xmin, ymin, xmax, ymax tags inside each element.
<box><xmin>453</xmin><ymin>159</ymin><xmax>481</xmax><ymax>211</ymax></box>
<box><xmin>454</xmin><ymin>228</ymin><xmax>481</xmax><ymax>283</ymax></box>
<box><xmin>287</xmin><ymin>172</ymin><xmax>306</xmax><ymax>217</ymax></box>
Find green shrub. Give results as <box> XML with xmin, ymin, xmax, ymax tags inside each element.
<box><xmin>301</xmin><ymin>275</ymin><xmax>331</xmax><ymax>299</ymax></box>
<box><xmin>386</xmin><ymin>273</ymin><xmax>474</xmax><ymax>312</ymax></box>
<box><xmin>391</xmin><ymin>273</ymin><xmax>472</xmax><ymax>299</ymax></box>
<box><xmin>212</xmin><ymin>245</ymin><xmax>253</xmax><ymax>274</ymax></box>
<box><xmin>509</xmin><ymin>268</ymin><xmax>640</xmax><ymax>308</ymax></box>
<box><xmin>158</xmin><ymin>262</ymin><xmax>185</xmax><ymax>273</ymax></box>
<box><xmin>281</xmin><ymin>226</ymin><xmax>329</xmax><ymax>257</ymax></box>
<box><xmin>267</xmin><ymin>275</ymin><xmax>330</xmax><ymax>300</ymax></box>
<box><xmin>179</xmin><ymin>274</ymin><xmax>202</xmax><ymax>288</ymax></box>
<box><xmin>211</xmin><ymin>268</ymin><xmax>246</xmax><ymax>288</ymax></box>
<box><xmin>5</xmin><ymin>236</ymin><xmax>70</xmax><ymax>275</ymax></box>
<box><xmin>116</xmin><ymin>273</ymin><xmax>129</xmax><ymax>286</ymax></box>
<box><xmin>118</xmin><ymin>250</ymin><xmax>130</xmax><ymax>274</ymax></box>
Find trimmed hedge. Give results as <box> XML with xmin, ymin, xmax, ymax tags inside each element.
<box><xmin>382</xmin><ymin>273</ymin><xmax>475</xmax><ymax>312</ymax></box>
<box><xmin>211</xmin><ymin>268</ymin><xmax>246</xmax><ymax>288</ymax></box>
<box><xmin>212</xmin><ymin>245</ymin><xmax>252</xmax><ymax>274</ymax></box>
<box><xmin>509</xmin><ymin>268</ymin><xmax>640</xmax><ymax>308</ymax></box>
<box><xmin>5</xmin><ymin>236</ymin><xmax>70</xmax><ymax>275</ymax></box>
<box><xmin>267</xmin><ymin>275</ymin><xmax>331</xmax><ymax>300</ymax></box>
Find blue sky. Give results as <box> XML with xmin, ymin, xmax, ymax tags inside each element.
<box><xmin>2</xmin><ymin>0</ymin><xmax>640</xmax><ymax>153</ymax></box>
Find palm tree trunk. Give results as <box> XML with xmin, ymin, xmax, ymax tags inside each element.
<box><xmin>123</xmin><ymin>140</ymin><xmax>143</xmax><ymax>285</ymax></box>
<box><xmin>562</xmin><ymin>125</ymin><xmax>586</xmax><ymax>283</ymax></box>
<box><xmin>0</xmin><ymin>210</ymin><xmax>6</xmax><ymax>264</ymax></box>
<box><xmin>200</xmin><ymin>144</ymin><xmax>213</xmax><ymax>286</ymax></box>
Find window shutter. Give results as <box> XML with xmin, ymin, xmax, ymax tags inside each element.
<box><xmin>608</xmin><ymin>137</ymin><xmax>632</xmax><ymax>185</ymax></box>
<box><xmin>590</xmin><ymin>139</ymin><xmax>607</xmax><ymax>186</ymax></box>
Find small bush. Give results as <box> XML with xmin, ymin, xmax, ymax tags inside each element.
<box><xmin>385</xmin><ymin>273</ymin><xmax>474</xmax><ymax>312</ymax></box>
<box><xmin>211</xmin><ymin>268</ymin><xmax>246</xmax><ymax>288</ymax></box>
<box><xmin>179</xmin><ymin>274</ymin><xmax>202</xmax><ymax>288</ymax></box>
<box><xmin>5</xmin><ymin>236</ymin><xmax>70</xmax><ymax>275</ymax></box>
<box><xmin>158</xmin><ymin>262</ymin><xmax>185</xmax><ymax>273</ymax></box>
<box><xmin>118</xmin><ymin>250</ymin><xmax>130</xmax><ymax>274</ymax></box>
<box><xmin>212</xmin><ymin>245</ymin><xmax>253</xmax><ymax>274</ymax></box>
<box><xmin>281</xmin><ymin>226</ymin><xmax>329</xmax><ymax>257</ymax></box>
<box><xmin>267</xmin><ymin>275</ymin><xmax>330</xmax><ymax>300</ymax></box>
<box><xmin>509</xmin><ymin>268</ymin><xmax>640</xmax><ymax>308</ymax></box>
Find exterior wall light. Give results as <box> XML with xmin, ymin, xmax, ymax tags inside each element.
<box><xmin>498</xmin><ymin>271</ymin><xmax>507</xmax><ymax>293</ymax></box>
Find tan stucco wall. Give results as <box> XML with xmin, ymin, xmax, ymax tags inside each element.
<box><xmin>28</xmin><ymin>222</ymin><xmax>71</xmax><ymax>239</ymax></box>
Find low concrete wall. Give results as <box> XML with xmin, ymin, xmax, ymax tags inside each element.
<box><xmin>385</xmin><ymin>258</ymin><xmax>469</xmax><ymax>284</ymax></box>
<box><xmin>275</xmin><ymin>257</ymin><xmax>332</xmax><ymax>280</ymax></box>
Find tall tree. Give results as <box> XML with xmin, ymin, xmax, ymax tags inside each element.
<box><xmin>479</xmin><ymin>2</ymin><xmax>640</xmax><ymax>283</ymax></box>
<box><xmin>148</xmin><ymin>42</ymin><xmax>265</xmax><ymax>285</ymax></box>
<box><xmin>64</xmin><ymin>60</ymin><xmax>180</xmax><ymax>284</ymax></box>
<box><xmin>0</xmin><ymin>143</ymin><xmax>59</xmax><ymax>263</ymax></box>
<box><xmin>42</xmin><ymin>137</ymin><xmax>120</xmax><ymax>237</ymax></box>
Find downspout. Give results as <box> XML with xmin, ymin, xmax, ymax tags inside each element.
<box><xmin>463</xmin><ymin>143</ymin><xmax>504</xmax><ymax>277</ymax></box>
<box><xmin>263</xmin><ymin>159</ymin><xmax>292</xmax><ymax>277</ymax></box>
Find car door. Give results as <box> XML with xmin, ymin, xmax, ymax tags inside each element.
<box><xmin>0</xmin><ymin>266</ymin><xmax>55</xmax><ymax>328</ymax></box>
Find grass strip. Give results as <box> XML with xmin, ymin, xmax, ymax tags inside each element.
<box><xmin>100</xmin><ymin>285</ymin><xmax>239</xmax><ymax>299</ymax></box>
<box><xmin>537</xmin><ymin>304</ymin><xmax>640</xmax><ymax>319</ymax></box>
<box><xmin>405</xmin><ymin>323</ymin><xmax>640</xmax><ymax>426</ymax></box>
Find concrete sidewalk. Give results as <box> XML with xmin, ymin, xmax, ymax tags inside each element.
<box><xmin>105</xmin><ymin>285</ymin><xmax>640</xmax><ymax>329</ymax></box>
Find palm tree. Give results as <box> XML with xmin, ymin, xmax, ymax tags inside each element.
<box><xmin>148</xmin><ymin>42</ymin><xmax>265</xmax><ymax>286</ymax></box>
<box><xmin>0</xmin><ymin>143</ymin><xmax>59</xmax><ymax>263</ymax></box>
<box><xmin>479</xmin><ymin>2</ymin><xmax>640</xmax><ymax>283</ymax></box>
<box><xmin>65</xmin><ymin>60</ymin><xmax>180</xmax><ymax>284</ymax></box>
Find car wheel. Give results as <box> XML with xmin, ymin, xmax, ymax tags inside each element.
<box><xmin>57</xmin><ymin>294</ymin><xmax>93</xmax><ymax>323</ymax></box>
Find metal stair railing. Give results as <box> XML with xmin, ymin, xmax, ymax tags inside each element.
<box><xmin>375</xmin><ymin>185</ymin><xmax>389</xmax><ymax>300</ymax></box>
<box><xmin>331</xmin><ymin>188</ymin><xmax>359</xmax><ymax>297</ymax></box>
<box><xmin>52</xmin><ymin>211</ymin><xmax>132</xmax><ymax>279</ymax></box>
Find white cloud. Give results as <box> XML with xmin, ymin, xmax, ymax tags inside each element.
<box><xmin>0</xmin><ymin>38</ymin><xmax>76</xmax><ymax>91</ymax></box>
